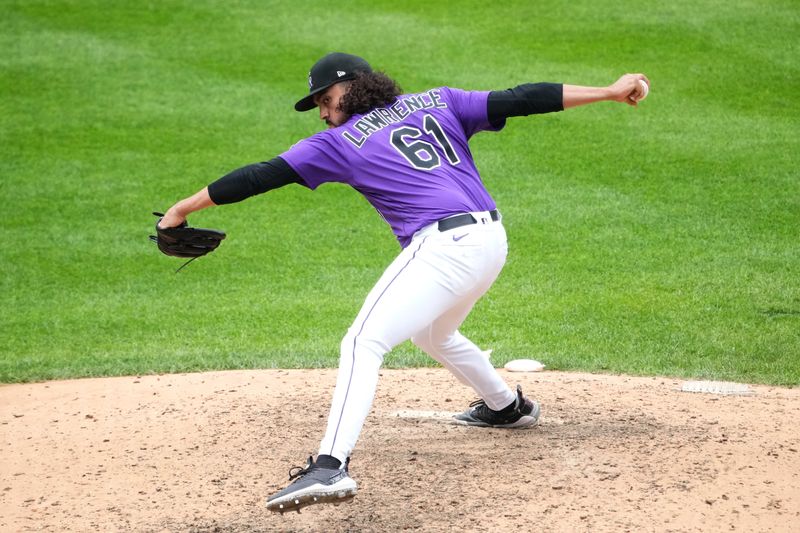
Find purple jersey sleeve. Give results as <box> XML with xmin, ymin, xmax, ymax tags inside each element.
<box><xmin>280</xmin><ymin>133</ymin><xmax>353</xmax><ymax>190</ymax></box>
<box><xmin>280</xmin><ymin>87</ymin><xmax>504</xmax><ymax>247</ymax></box>
<box><xmin>439</xmin><ymin>87</ymin><xmax>504</xmax><ymax>138</ymax></box>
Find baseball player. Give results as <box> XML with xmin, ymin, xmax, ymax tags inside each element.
<box><xmin>157</xmin><ymin>52</ymin><xmax>649</xmax><ymax>513</ymax></box>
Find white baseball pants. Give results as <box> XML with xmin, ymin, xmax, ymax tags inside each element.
<box><xmin>318</xmin><ymin>211</ymin><xmax>516</xmax><ymax>463</ymax></box>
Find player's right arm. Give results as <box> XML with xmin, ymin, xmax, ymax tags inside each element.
<box><xmin>486</xmin><ymin>83</ymin><xmax>564</xmax><ymax>127</ymax></box>
<box><xmin>485</xmin><ymin>73</ymin><xmax>650</xmax><ymax>127</ymax></box>
<box><xmin>562</xmin><ymin>74</ymin><xmax>649</xmax><ymax>108</ymax></box>
<box><xmin>159</xmin><ymin>157</ymin><xmax>301</xmax><ymax>228</ymax></box>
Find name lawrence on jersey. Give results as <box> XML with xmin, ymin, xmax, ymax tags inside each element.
<box><xmin>342</xmin><ymin>89</ymin><xmax>447</xmax><ymax>148</ymax></box>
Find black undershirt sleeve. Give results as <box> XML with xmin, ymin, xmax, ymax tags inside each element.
<box><xmin>207</xmin><ymin>156</ymin><xmax>301</xmax><ymax>205</ymax></box>
<box><xmin>487</xmin><ymin>83</ymin><xmax>564</xmax><ymax>128</ymax></box>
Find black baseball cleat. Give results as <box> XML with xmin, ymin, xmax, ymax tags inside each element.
<box><xmin>266</xmin><ymin>456</ymin><xmax>357</xmax><ymax>513</ymax></box>
<box><xmin>454</xmin><ymin>385</ymin><xmax>540</xmax><ymax>428</ymax></box>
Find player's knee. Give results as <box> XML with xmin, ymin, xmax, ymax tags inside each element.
<box><xmin>410</xmin><ymin>334</ymin><xmax>431</xmax><ymax>352</ymax></box>
<box><xmin>340</xmin><ymin>331</ymin><xmax>389</xmax><ymax>364</ymax></box>
<box><xmin>411</xmin><ymin>331</ymin><xmax>455</xmax><ymax>353</ymax></box>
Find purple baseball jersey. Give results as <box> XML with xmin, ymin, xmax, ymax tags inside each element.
<box><xmin>281</xmin><ymin>87</ymin><xmax>505</xmax><ymax>247</ymax></box>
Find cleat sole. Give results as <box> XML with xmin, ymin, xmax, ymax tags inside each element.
<box><xmin>267</xmin><ymin>488</ymin><xmax>357</xmax><ymax>513</ymax></box>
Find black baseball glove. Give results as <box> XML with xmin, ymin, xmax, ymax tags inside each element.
<box><xmin>150</xmin><ymin>212</ymin><xmax>226</xmax><ymax>270</ymax></box>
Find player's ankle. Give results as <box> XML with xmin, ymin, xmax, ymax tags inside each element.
<box><xmin>495</xmin><ymin>398</ymin><xmax>517</xmax><ymax>415</ymax></box>
<box><xmin>315</xmin><ymin>454</ymin><xmax>342</xmax><ymax>469</ymax></box>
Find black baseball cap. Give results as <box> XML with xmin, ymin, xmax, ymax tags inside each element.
<box><xmin>295</xmin><ymin>52</ymin><xmax>372</xmax><ymax>112</ymax></box>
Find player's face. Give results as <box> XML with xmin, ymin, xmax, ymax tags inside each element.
<box><xmin>314</xmin><ymin>82</ymin><xmax>350</xmax><ymax>129</ymax></box>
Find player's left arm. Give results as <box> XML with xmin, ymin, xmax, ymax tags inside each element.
<box><xmin>159</xmin><ymin>157</ymin><xmax>301</xmax><ymax>228</ymax></box>
<box><xmin>159</xmin><ymin>188</ymin><xmax>216</xmax><ymax>228</ymax></box>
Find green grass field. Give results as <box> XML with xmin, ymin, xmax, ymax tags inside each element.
<box><xmin>2</xmin><ymin>0</ymin><xmax>798</xmax><ymax>384</ymax></box>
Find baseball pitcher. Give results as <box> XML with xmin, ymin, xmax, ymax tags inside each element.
<box><xmin>155</xmin><ymin>52</ymin><xmax>649</xmax><ymax>513</ymax></box>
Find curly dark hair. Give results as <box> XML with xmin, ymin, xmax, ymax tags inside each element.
<box><xmin>339</xmin><ymin>71</ymin><xmax>403</xmax><ymax>115</ymax></box>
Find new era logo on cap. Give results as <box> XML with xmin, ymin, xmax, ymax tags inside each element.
<box><xmin>337</xmin><ymin>70</ymin><xmax>346</xmax><ymax>77</ymax></box>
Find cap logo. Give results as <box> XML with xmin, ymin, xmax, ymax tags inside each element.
<box><xmin>337</xmin><ymin>70</ymin><xmax>346</xmax><ymax>77</ymax></box>
<box><xmin>308</xmin><ymin>74</ymin><xmax>313</xmax><ymax>88</ymax></box>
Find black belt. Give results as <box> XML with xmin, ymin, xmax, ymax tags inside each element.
<box><xmin>437</xmin><ymin>210</ymin><xmax>499</xmax><ymax>232</ymax></box>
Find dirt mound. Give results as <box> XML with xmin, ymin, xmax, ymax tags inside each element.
<box><xmin>2</xmin><ymin>369</ymin><xmax>798</xmax><ymax>532</ymax></box>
